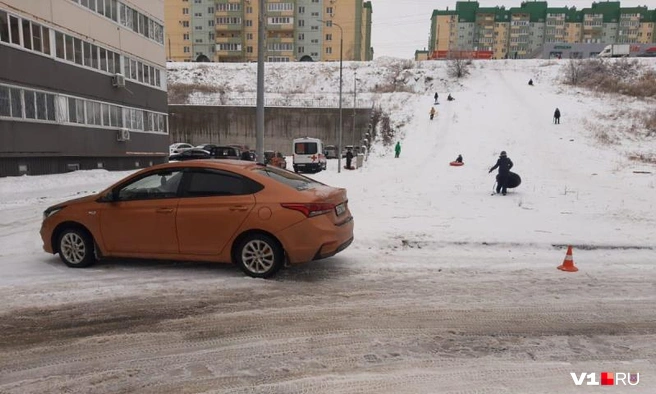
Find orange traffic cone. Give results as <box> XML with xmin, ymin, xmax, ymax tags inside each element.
<box><xmin>557</xmin><ymin>245</ymin><xmax>578</xmax><ymax>272</ymax></box>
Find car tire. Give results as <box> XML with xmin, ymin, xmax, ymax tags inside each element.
<box><xmin>235</xmin><ymin>234</ymin><xmax>284</xmax><ymax>278</ymax></box>
<box><xmin>57</xmin><ymin>228</ymin><xmax>96</xmax><ymax>268</ymax></box>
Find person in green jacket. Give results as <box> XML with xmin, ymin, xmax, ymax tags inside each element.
<box><xmin>395</xmin><ymin>141</ymin><xmax>401</xmax><ymax>158</ymax></box>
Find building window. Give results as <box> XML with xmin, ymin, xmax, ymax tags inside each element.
<box><xmin>326</xmin><ymin>33</ymin><xmax>332</xmax><ymax>41</ymax></box>
<box><xmin>298</xmin><ymin>6</ymin><xmax>305</xmax><ymax>14</ymax></box>
<box><xmin>268</xmin><ymin>17</ymin><xmax>292</xmax><ymax>25</ymax></box>
<box><xmin>218</xmin><ymin>43</ymin><xmax>242</xmax><ymax>51</ymax></box>
<box><xmin>208</xmin><ymin>20</ymin><xmax>214</xmax><ymax>26</ymax></box>
<box><xmin>182</xmin><ymin>21</ymin><xmax>189</xmax><ymax>27</ymax></box>
<box><xmin>326</xmin><ymin>20</ymin><xmax>332</xmax><ymax>27</ymax></box>
<box><xmin>246</xmin><ymin>20</ymin><xmax>253</xmax><ymax>27</ymax></box>
<box><xmin>311</xmin><ymin>25</ymin><xmax>318</xmax><ymax>30</ymax></box>
<box><xmin>298</xmin><ymin>33</ymin><xmax>304</xmax><ymax>40</ymax></box>
<box><xmin>195</xmin><ymin>26</ymin><xmax>202</xmax><ymax>30</ymax></box>
<box><xmin>311</xmin><ymin>12</ymin><xmax>319</xmax><ymax>17</ymax></box>
<box><xmin>247</xmin><ymin>46</ymin><xmax>253</xmax><ymax>53</ymax></box>
<box><xmin>298</xmin><ymin>19</ymin><xmax>304</xmax><ymax>27</ymax></box>
<box><xmin>194</xmin><ymin>13</ymin><xmax>202</xmax><ymax>17</ymax></box>
<box><xmin>184</xmin><ymin>46</ymin><xmax>190</xmax><ymax>53</ymax></box>
<box><xmin>246</xmin><ymin>6</ymin><xmax>253</xmax><ymax>14</ymax></box>
<box><xmin>209</xmin><ymin>33</ymin><xmax>215</xmax><ymax>39</ymax></box>
<box><xmin>326</xmin><ymin>47</ymin><xmax>332</xmax><ymax>54</ymax></box>
<box><xmin>298</xmin><ymin>46</ymin><xmax>304</xmax><ymax>53</ymax></box>
<box><xmin>182</xmin><ymin>8</ymin><xmax>189</xmax><ymax>15</ymax></box>
<box><xmin>247</xmin><ymin>33</ymin><xmax>253</xmax><ymax>40</ymax></box>
<box><xmin>326</xmin><ymin>7</ymin><xmax>333</xmax><ymax>14</ymax></box>
<box><xmin>217</xmin><ymin>3</ymin><xmax>241</xmax><ymax>11</ymax></box>
<box><xmin>183</xmin><ymin>33</ymin><xmax>189</xmax><ymax>40</ymax></box>
<box><xmin>268</xmin><ymin>3</ymin><xmax>294</xmax><ymax>12</ymax></box>
<box><xmin>208</xmin><ymin>7</ymin><xmax>214</xmax><ymax>13</ymax></box>
<box><xmin>217</xmin><ymin>17</ymin><xmax>243</xmax><ymax>25</ymax></box>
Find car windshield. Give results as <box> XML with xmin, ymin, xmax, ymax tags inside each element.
<box><xmin>253</xmin><ymin>167</ymin><xmax>323</xmax><ymax>191</ymax></box>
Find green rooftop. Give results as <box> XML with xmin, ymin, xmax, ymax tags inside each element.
<box><xmin>581</xmin><ymin>1</ymin><xmax>621</xmax><ymax>23</ymax></box>
<box><xmin>456</xmin><ymin>1</ymin><xmax>479</xmax><ymax>23</ymax></box>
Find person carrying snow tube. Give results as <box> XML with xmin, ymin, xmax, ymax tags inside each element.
<box><xmin>488</xmin><ymin>151</ymin><xmax>513</xmax><ymax>195</ymax></box>
<box><xmin>429</xmin><ymin>106</ymin><xmax>436</xmax><ymax>120</ymax></box>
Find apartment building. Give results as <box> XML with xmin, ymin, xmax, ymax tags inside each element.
<box><xmin>165</xmin><ymin>0</ymin><xmax>373</xmax><ymax>63</ymax></box>
<box><xmin>424</xmin><ymin>1</ymin><xmax>656</xmax><ymax>60</ymax></box>
<box><xmin>0</xmin><ymin>0</ymin><xmax>168</xmax><ymax>177</ymax></box>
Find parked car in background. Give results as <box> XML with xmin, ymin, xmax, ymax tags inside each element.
<box><xmin>169</xmin><ymin>148</ymin><xmax>211</xmax><ymax>161</ymax></box>
<box><xmin>264</xmin><ymin>151</ymin><xmax>287</xmax><ymax>169</ymax></box>
<box><xmin>293</xmin><ymin>137</ymin><xmax>327</xmax><ymax>173</ymax></box>
<box><xmin>324</xmin><ymin>145</ymin><xmax>338</xmax><ymax>159</ymax></box>
<box><xmin>39</xmin><ymin>160</ymin><xmax>354</xmax><ymax>278</ymax></box>
<box><xmin>169</xmin><ymin>143</ymin><xmax>193</xmax><ymax>155</ymax></box>
<box><xmin>196</xmin><ymin>144</ymin><xmax>219</xmax><ymax>152</ymax></box>
<box><xmin>210</xmin><ymin>146</ymin><xmax>241</xmax><ymax>160</ymax></box>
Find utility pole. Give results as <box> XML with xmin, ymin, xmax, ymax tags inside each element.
<box><xmin>338</xmin><ymin>26</ymin><xmax>343</xmax><ymax>173</ymax></box>
<box><xmin>352</xmin><ymin>69</ymin><xmax>356</xmax><ymax>147</ymax></box>
<box><xmin>255</xmin><ymin>0</ymin><xmax>265</xmax><ymax>163</ymax></box>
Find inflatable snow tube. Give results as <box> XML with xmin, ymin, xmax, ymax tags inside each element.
<box><xmin>496</xmin><ymin>172</ymin><xmax>522</xmax><ymax>188</ymax></box>
<box><xmin>449</xmin><ymin>161</ymin><xmax>464</xmax><ymax>166</ymax></box>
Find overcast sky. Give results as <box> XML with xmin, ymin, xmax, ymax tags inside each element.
<box><xmin>371</xmin><ymin>0</ymin><xmax>652</xmax><ymax>59</ymax></box>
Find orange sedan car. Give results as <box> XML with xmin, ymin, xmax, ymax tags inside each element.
<box><xmin>40</xmin><ymin>160</ymin><xmax>354</xmax><ymax>278</ymax></box>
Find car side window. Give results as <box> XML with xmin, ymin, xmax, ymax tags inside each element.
<box><xmin>182</xmin><ymin>170</ymin><xmax>261</xmax><ymax>197</ymax></box>
<box><xmin>117</xmin><ymin>171</ymin><xmax>183</xmax><ymax>201</ymax></box>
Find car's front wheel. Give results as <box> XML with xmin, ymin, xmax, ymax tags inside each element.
<box><xmin>236</xmin><ymin>234</ymin><xmax>284</xmax><ymax>278</ymax></box>
<box><xmin>58</xmin><ymin>228</ymin><xmax>96</xmax><ymax>268</ymax></box>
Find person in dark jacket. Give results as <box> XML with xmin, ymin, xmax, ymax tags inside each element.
<box><xmin>455</xmin><ymin>154</ymin><xmax>463</xmax><ymax>163</ymax></box>
<box><xmin>528</xmin><ymin>79</ymin><xmax>534</xmax><ymax>86</ymax></box>
<box><xmin>434</xmin><ymin>92</ymin><xmax>438</xmax><ymax>104</ymax></box>
<box><xmin>553</xmin><ymin>108</ymin><xmax>561</xmax><ymax>124</ymax></box>
<box><xmin>345</xmin><ymin>148</ymin><xmax>354</xmax><ymax>169</ymax></box>
<box><xmin>489</xmin><ymin>151</ymin><xmax>513</xmax><ymax>195</ymax></box>
<box><xmin>447</xmin><ymin>94</ymin><xmax>455</xmax><ymax>101</ymax></box>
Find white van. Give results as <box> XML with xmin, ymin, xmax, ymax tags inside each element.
<box><xmin>292</xmin><ymin>137</ymin><xmax>327</xmax><ymax>173</ymax></box>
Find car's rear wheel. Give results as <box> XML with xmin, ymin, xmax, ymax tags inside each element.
<box><xmin>236</xmin><ymin>234</ymin><xmax>284</xmax><ymax>278</ymax></box>
<box><xmin>58</xmin><ymin>228</ymin><xmax>96</xmax><ymax>268</ymax></box>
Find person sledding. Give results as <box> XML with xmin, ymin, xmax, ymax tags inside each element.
<box><xmin>528</xmin><ymin>79</ymin><xmax>534</xmax><ymax>86</ymax></box>
<box><xmin>488</xmin><ymin>151</ymin><xmax>513</xmax><ymax>195</ymax></box>
<box><xmin>447</xmin><ymin>94</ymin><xmax>455</xmax><ymax>101</ymax></box>
<box><xmin>455</xmin><ymin>154</ymin><xmax>463</xmax><ymax>163</ymax></box>
<box><xmin>429</xmin><ymin>106</ymin><xmax>436</xmax><ymax>120</ymax></box>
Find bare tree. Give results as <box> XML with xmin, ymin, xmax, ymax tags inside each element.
<box><xmin>446</xmin><ymin>52</ymin><xmax>471</xmax><ymax>79</ymax></box>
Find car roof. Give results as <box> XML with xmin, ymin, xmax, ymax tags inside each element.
<box><xmin>154</xmin><ymin>160</ymin><xmax>258</xmax><ymax>171</ymax></box>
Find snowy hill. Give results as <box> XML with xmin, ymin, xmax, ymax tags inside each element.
<box><xmin>168</xmin><ymin>57</ymin><xmax>656</xmax><ymax>249</ymax></box>
<box><xmin>0</xmin><ymin>58</ymin><xmax>655</xmax><ymax>393</ymax></box>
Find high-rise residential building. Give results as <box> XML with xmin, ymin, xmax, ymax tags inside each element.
<box><xmin>1</xmin><ymin>0</ymin><xmax>169</xmax><ymax>177</ymax></box>
<box><xmin>424</xmin><ymin>1</ymin><xmax>656</xmax><ymax>60</ymax></box>
<box><xmin>165</xmin><ymin>0</ymin><xmax>373</xmax><ymax>63</ymax></box>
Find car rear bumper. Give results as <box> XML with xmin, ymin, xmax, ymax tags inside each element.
<box><xmin>278</xmin><ymin>214</ymin><xmax>354</xmax><ymax>265</ymax></box>
<box><xmin>294</xmin><ymin>163</ymin><xmax>324</xmax><ymax>171</ymax></box>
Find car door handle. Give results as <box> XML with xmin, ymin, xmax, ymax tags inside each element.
<box><xmin>229</xmin><ymin>206</ymin><xmax>249</xmax><ymax>211</ymax></box>
<box><xmin>156</xmin><ymin>208</ymin><xmax>174</xmax><ymax>214</ymax></box>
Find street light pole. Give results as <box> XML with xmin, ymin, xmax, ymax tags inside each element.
<box><xmin>255</xmin><ymin>0</ymin><xmax>265</xmax><ymax>163</ymax></box>
<box><xmin>352</xmin><ymin>69</ymin><xmax>356</xmax><ymax>147</ymax></box>
<box><xmin>338</xmin><ymin>27</ymin><xmax>343</xmax><ymax>173</ymax></box>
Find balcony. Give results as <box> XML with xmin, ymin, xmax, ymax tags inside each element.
<box><xmin>215</xmin><ymin>23</ymin><xmax>242</xmax><ymax>32</ymax></box>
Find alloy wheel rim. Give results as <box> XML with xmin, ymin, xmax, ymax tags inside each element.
<box><xmin>242</xmin><ymin>240</ymin><xmax>275</xmax><ymax>274</ymax></box>
<box><xmin>61</xmin><ymin>233</ymin><xmax>86</xmax><ymax>264</ymax></box>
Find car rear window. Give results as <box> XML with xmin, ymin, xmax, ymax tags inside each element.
<box><xmin>253</xmin><ymin>167</ymin><xmax>323</xmax><ymax>191</ymax></box>
<box><xmin>295</xmin><ymin>142</ymin><xmax>318</xmax><ymax>155</ymax></box>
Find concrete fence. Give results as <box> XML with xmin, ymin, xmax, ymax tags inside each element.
<box><xmin>168</xmin><ymin>105</ymin><xmax>374</xmax><ymax>155</ymax></box>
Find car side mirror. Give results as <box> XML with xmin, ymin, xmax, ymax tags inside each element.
<box><xmin>99</xmin><ymin>190</ymin><xmax>118</xmax><ymax>203</ymax></box>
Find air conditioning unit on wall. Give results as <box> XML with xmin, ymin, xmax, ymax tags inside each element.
<box><xmin>117</xmin><ymin>128</ymin><xmax>130</xmax><ymax>142</ymax></box>
<box><xmin>112</xmin><ymin>73</ymin><xmax>126</xmax><ymax>88</ymax></box>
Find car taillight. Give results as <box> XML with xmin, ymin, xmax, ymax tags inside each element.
<box><xmin>281</xmin><ymin>203</ymin><xmax>335</xmax><ymax>218</ymax></box>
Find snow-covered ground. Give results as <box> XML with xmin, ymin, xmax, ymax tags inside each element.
<box><xmin>1</xmin><ymin>59</ymin><xmax>655</xmax><ymax>393</ymax></box>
